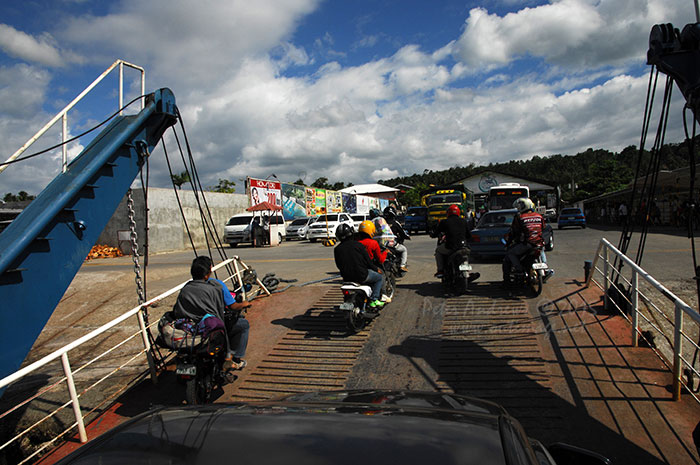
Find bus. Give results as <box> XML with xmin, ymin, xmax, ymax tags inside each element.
<box><xmin>487</xmin><ymin>183</ymin><xmax>530</xmax><ymax>211</ymax></box>
<box><xmin>420</xmin><ymin>185</ymin><xmax>475</xmax><ymax>233</ymax></box>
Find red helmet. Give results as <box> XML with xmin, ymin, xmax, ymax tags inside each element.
<box><xmin>447</xmin><ymin>204</ymin><xmax>460</xmax><ymax>216</ymax></box>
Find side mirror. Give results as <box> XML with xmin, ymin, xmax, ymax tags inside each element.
<box><xmin>547</xmin><ymin>443</ymin><xmax>611</xmax><ymax>465</ymax></box>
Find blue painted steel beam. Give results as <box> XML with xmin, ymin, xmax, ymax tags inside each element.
<box><xmin>0</xmin><ymin>88</ymin><xmax>176</xmax><ymax>383</ymax></box>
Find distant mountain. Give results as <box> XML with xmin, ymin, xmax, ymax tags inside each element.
<box><xmin>379</xmin><ymin>140</ymin><xmax>695</xmax><ymax>205</ymax></box>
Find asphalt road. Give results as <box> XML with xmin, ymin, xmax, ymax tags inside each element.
<box><xmin>79</xmin><ymin>224</ymin><xmax>699</xmax><ymax>301</ymax></box>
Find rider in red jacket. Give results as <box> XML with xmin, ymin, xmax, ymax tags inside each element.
<box><xmin>503</xmin><ymin>198</ymin><xmax>544</xmax><ymax>286</ymax></box>
<box><xmin>357</xmin><ymin>220</ymin><xmax>387</xmax><ymax>266</ymax></box>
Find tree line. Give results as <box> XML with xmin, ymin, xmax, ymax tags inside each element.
<box><xmin>378</xmin><ymin>140</ymin><xmax>696</xmax><ymax>206</ymax></box>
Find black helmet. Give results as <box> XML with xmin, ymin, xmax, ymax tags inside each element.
<box><xmin>335</xmin><ymin>223</ymin><xmax>354</xmax><ymax>241</ymax></box>
<box><xmin>383</xmin><ymin>206</ymin><xmax>397</xmax><ymax>221</ymax></box>
<box><xmin>369</xmin><ymin>208</ymin><xmax>382</xmax><ymax>219</ymax></box>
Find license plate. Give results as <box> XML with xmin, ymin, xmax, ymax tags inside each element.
<box><xmin>532</xmin><ymin>262</ymin><xmax>548</xmax><ymax>270</ymax></box>
<box><xmin>486</xmin><ymin>236</ymin><xmax>501</xmax><ymax>242</ymax></box>
<box><xmin>458</xmin><ymin>264</ymin><xmax>472</xmax><ymax>271</ymax></box>
<box><xmin>339</xmin><ymin>302</ymin><xmax>355</xmax><ymax>311</ymax></box>
<box><xmin>176</xmin><ymin>364</ymin><xmax>196</xmax><ymax>376</ymax></box>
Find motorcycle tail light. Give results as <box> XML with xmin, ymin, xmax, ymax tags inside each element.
<box><xmin>342</xmin><ymin>290</ymin><xmax>350</xmax><ymax>296</ymax></box>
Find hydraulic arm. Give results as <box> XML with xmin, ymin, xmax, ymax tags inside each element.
<box><xmin>0</xmin><ymin>88</ymin><xmax>177</xmax><ymax>382</ymax></box>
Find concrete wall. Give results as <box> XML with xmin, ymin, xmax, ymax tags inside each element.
<box><xmin>97</xmin><ymin>187</ymin><xmax>248</xmax><ymax>254</ymax></box>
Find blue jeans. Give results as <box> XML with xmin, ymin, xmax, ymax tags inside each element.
<box><xmin>363</xmin><ymin>269</ymin><xmax>384</xmax><ymax>301</ymax></box>
<box><xmin>226</xmin><ymin>317</ymin><xmax>249</xmax><ymax>358</ymax></box>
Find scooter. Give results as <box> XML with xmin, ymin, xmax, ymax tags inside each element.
<box><xmin>339</xmin><ymin>267</ymin><xmax>394</xmax><ymax>332</ymax></box>
<box><xmin>506</xmin><ymin>247</ymin><xmax>550</xmax><ymax>297</ymax></box>
<box><xmin>442</xmin><ymin>241</ymin><xmax>478</xmax><ymax>295</ymax></box>
<box><xmin>157</xmin><ymin>313</ymin><xmax>229</xmax><ymax>405</ymax></box>
<box><xmin>339</xmin><ymin>282</ymin><xmax>376</xmax><ymax>332</ymax></box>
<box><xmin>174</xmin><ymin>329</ymin><xmax>228</xmax><ymax>405</ymax></box>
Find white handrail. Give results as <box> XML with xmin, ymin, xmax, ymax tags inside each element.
<box><xmin>0</xmin><ymin>258</ymin><xmax>233</xmax><ymax>390</ymax></box>
<box><xmin>586</xmin><ymin>237</ymin><xmax>700</xmax><ymax>400</ymax></box>
<box><xmin>0</xmin><ymin>59</ymin><xmax>145</xmax><ymax>175</ymax></box>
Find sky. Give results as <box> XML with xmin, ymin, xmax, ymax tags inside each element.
<box><xmin>0</xmin><ymin>0</ymin><xmax>693</xmax><ymax>196</ymax></box>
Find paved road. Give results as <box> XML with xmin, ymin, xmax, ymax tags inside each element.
<box><xmin>78</xmin><ymin>224</ymin><xmax>700</xmax><ymax>298</ymax></box>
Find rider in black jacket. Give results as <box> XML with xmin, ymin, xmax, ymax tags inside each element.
<box><xmin>433</xmin><ymin>204</ymin><xmax>479</xmax><ymax>282</ymax></box>
<box><xmin>333</xmin><ymin>223</ymin><xmax>385</xmax><ymax>309</ymax></box>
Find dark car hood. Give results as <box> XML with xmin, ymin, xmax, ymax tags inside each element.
<box><xmin>57</xmin><ymin>390</ymin><xmax>511</xmax><ymax>465</ymax></box>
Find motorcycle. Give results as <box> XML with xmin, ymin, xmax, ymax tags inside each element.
<box><xmin>505</xmin><ymin>247</ymin><xmax>550</xmax><ymax>297</ymax></box>
<box><xmin>385</xmin><ymin>245</ymin><xmax>406</xmax><ymax>279</ymax></box>
<box><xmin>339</xmin><ymin>264</ymin><xmax>394</xmax><ymax>332</ymax></box>
<box><xmin>442</xmin><ymin>240</ymin><xmax>478</xmax><ymax>295</ymax></box>
<box><xmin>157</xmin><ymin>313</ymin><xmax>229</xmax><ymax>405</ymax></box>
<box><xmin>339</xmin><ymin>282</ymin><xmax>376</xmax><ymax>332</ymax></box>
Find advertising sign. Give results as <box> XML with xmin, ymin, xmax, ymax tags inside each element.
<box><xmin>356</xmin><ymin>195</ymin><xmax>370</xmax><ymax>214</ymax></box>
<box><xmin>315</xmin><ymin>189</ymin><xmax>327</xmax><ymax>214</ymax></box>
<box><xmin>342</xmin><ymin>193</ymin><xmax>356</xmax><ymax>213</ymax></box>
<box><xmin>249</xmin><ymin>178</ymin><xmax>282</xmax><ymax>208</ymax></box>
<box><xmin>305</xmin><ymin>188</ymin><xmax>316</xmax><ymax>216</ymax></box>
<box><xmin>326</xmin><ymin>190</ymin><xmax>342</xmax><ymax>213</ymax></box>
<box><xmin>282</xmin><ymin>183</ymin><xmax>307</xmax><ymax>220</ymax></box>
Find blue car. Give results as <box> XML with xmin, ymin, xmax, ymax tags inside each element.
<box><xmin>469</xmin><ymin>209</ymin><xmax>553</xmax><ymax>258</ymax></box>
<box><xmin>557</xmin><ymin>207</ymin><xmax>586</xmax><ymax>229</ymax></box>
<box><xmin>404</xmin><ymin>206</ymin><xmax>428</xmax><ymax>234</ymax></box>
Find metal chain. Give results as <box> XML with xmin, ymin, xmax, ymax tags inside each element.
<box><xmin>127</xmin><ymin>189</ymin><xmax>145</xmax><ymax>304</ymax></box>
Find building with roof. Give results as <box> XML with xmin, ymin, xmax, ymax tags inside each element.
<box><xmin>339</xmin><ymin>183</ymin><xmax>400</xmax><ymax>201</ymax></box>
<box><xmin>453</xmin><ymin>170</ymin><xmax>559</xmax><ymax>209</ymax></box>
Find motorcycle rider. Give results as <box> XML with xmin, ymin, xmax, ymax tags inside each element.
<box><xmin>369</xmin><ymin>208</ymin><xmax>395</xmax><ymax>249</ymax></box>
<box><xmin>502</xmin><ymin>198</ymin><xmax>545</xmax><ymax>287</ymax></box>
<box><xmin>433</xmin><ymin>204</ymin><xmax>480</xmax><ymax>283</ymax></box>
<box><xmin>334</xmin><ymin>223</ymin><xmax>386</xmax><ymax>309</ymax></box>
<box><xmin>173</xmin><ymin>256</ymin><xmax>250</xmax><ymax>370</ymax></box>
<box><xmin>383</xmin><ymin>206</ymin><xmax>409</xmax><ymax>272</ymax></box>
<box><xmin>357</xmin><ymin>220</ymin><xmax>387</xmax><ymax>266</ymax></box>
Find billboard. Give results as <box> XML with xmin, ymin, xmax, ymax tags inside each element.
<box><xmin>282</xmin><ymin>183</ymin><xmax>307</xmax><ymax>220</ymax></box>
<box><xmin>356</xmin><ymin>195</ymin><xmax>370</xmax><ymax>214</ymax></box>
<box><xmin>342</xmin><ymin>193</ymin><xmax>356</xmax><ymax>213</ymax></box>
<box><xmin>326</xmin><ymin>190</ymin><xmax>342</xmax><ymax>213</ymax></box>
<box><xmin>314</xmin><ymin>189</ymin><xmax>326</xmax><ymax>214</ymax></box>
<box><xmin>249</xmin><ymin>178</ymin><xmax>282</xmax><ymax>208</ymax></box>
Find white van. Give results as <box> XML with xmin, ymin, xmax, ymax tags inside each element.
<box><xmin>224</xmin><ymin>212</ymin><xmax>286</xmax><ymax>247</ymax></box>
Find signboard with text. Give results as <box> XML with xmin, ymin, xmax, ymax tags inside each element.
<box><xmin>249</xmin><ymin>178</ymin><xmax>282</xmax><ymax>208</ymax></box>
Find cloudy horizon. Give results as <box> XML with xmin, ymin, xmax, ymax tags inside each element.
<box><xmin>0</xmin><ymin>0</ymin><xmax>692</xmax><ymax>196</ymax></box>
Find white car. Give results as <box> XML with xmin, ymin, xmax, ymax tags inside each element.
<box><xmin>350</xmin><ymin>213</ymin><xmax>369</xmax><ymax>232</ymax></box>
<box><xmin>224</xmin><ymin>212</ymin><xmax>286</xmax><ymax>247</ymax></box>
<box><xmin>306</xmin><ymin>213</ymin><xmax>354</xmax><ymax>242</ymax></box>
<box><xmin>285</xmin><ymin>217</ymin><xmax>316</xmax><ymax>240</ymax></box>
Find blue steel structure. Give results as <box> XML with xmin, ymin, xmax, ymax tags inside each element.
<box><xmin>0</xmin><ymin>88</ymin><xmax>177</xmax><ymax>382</ymax></box>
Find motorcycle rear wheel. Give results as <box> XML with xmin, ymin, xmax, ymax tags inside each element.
<box><xmin>383</xmin><ymin>272</ymin><xmax>396</xmax><ymax>301</ymax></box>
<box><xmin>185</xmin><ymin>372</ymin><xmax>212</xmax><ymax>405</ymax></box>
<box><xmin>346</xmin><ymin>307</ymin><xmax>367</xmax><ymax>332</ymax></box>
<box><xmin>528</xmin><ymin>268</ymin><xmax>543</xmax><ymax>297</ymax></box>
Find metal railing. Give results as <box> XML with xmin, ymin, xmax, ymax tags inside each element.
<box><xmin>0</xmin><ymin>258</ymin><xmax>238</xmax><ymax>464</ymax></box>
<box><xmin>586</xmin><ymin>238</ymin><xmax>700</xmax><ymax>401</ymax></box>
<box><xmin>0</xmin><ymin>59</ymin><xmax>145</xmax><ymax>175</ymax></box>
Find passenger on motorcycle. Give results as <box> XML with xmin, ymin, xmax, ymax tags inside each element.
<box><xmin>333</xmin><ymin>223</ymin><xmax>386</xmax><ymax>309</ymax></box>
<box><xmin>357</xmin><ymin>220</ymin><xmax>387</xmax><ymax>266</ymax></box>
<box><xmin>383</xmin><ymin>206</ymin><xmax>409</xmax><ymax>272</ymax></box>
<box><xmin>502</xmin><ymin>198</ymin><xmax>545</xmax><ymax>287</ymax></box>
<box><xmin>433</xmin><ymin>204</ymin><xmax>479</xmax><ymax>282</ymax></box>
<box><xmin>369</xmin><ymin>208</ymin><xmax>395</xmax><ymax>249</ymax></box>
<box><xmin>173</xmin><ymin>256</ymin><xmax>250</xmax><ymax>370</ymax></box>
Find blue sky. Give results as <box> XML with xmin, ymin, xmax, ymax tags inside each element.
<box><xmin>0</xmin><ymin>0</ymin><xmax>692</xmax><ymax>195</ymax></box>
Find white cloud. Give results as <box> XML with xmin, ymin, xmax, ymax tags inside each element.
<box><xmin>371</xmin><ymin>168</ymin><xmax>399</xmax><ymax>179</ymax></box>
<box><xmin>453</xmin><ymin>0</ymin><xmax>684</xmax><ymax>70</ymax></box>
<box><xmin>0</xmin><ymin>0</ymin><xmax>692</xmax><ymax>195</ymax></box>
<box><xmin>0</xmin><ymin>24</ymin><xmax>70</xmax><ymax>67</ymax></box>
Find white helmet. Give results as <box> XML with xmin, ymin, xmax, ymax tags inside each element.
<box><xmin>513</xmin><ymin>197</ymin><xmax>535</xmax><ymax>213</ymax></box>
